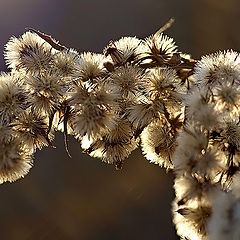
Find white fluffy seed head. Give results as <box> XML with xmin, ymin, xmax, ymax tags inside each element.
<box><xmin>173</xmin><ymin>124</ymin><xmax>209</xmax><ymax>174</ymax></box>
<box><xmin>141</xmin><ymin>120</ymin><xmax>175</xmax><ymax>169</ymax></box>
<box><xmin>25</xmin><ymin>71</ymin><xmax>70</xmax><ymax>115</ymax></box>
<box><xmin>107</xmin><ymin>65</ymin><xmax>145</xmax><ymax>98</ymax></box>
<box><xmin>52</xmin><ymin>48</ymin><xmax>79</xmax><ymax>76</ymax></box>
<box><xmin>0</xmin><ymin>72</ymin><xmax>29</xmax><ymax>124</ymax></box>
<box><xmin>72</xmin><ymin>52</ymin><xmax>106</xmax><ymax>83</ymax></box>
<box><xmin>12</xmin><ymin>111</ymin><xmax>51</xmax><ymax>150</ymax></box>
<box><xmin>144</xmin><ymin>33</ymin><xmax>177</xmax><ymax>56</ymax></box>
<box><xmin>194</xmin><ymin>50</ymin><xmax>240</xmax><ymax>87</ymax></box>
<box><xmin>4</xmin><ymin>31</ymin><xmax>54</xmax><ymax>73</ymax></box>
<box><xmin>0</xmin><ymin>138</ymin><xmax>33</xmax><ymax>184</ymax></box>
<box><xmin>207</xmin><ymin>191</ymin><xmax>240</xmax><ymax>240</ymax></box>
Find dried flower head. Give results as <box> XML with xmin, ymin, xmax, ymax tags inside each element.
<box><xmin>104</xmin><ymin>37</ymin><xmax>143</xmax><ymax>65</ymax></box>
<box><xmin>53</xmin><ymin>48</ymin><xmax>79</xmax><ymax>76</ymax></box>
<box><xmin>72</xmin><ymin>52</ymin><xmax>106</xmax><ymax>83</ymax></box>
<box><xmin>147</xmin><ymin>68</ymin><xmax>182</xmax><ymax>112</ymax></box>
<box><xmin>0</xmin><ymin>138</ymin><xmax>33</xmax><ymax>184</ymax></box>
<box><xmin>25</xmin><ymin>71</ymin><xmax>70</xmax><ymax>115</ymax></box>
<box><xmin>70</xmin><ymin>83</ymin><xmax>118</xmax><ymax>139</ymax></box>
<box><xmin>0</xmin><ymin>72</ymin><xmax>29</xmax><ymax>124</ymax></box>
<box><xmin>145</xmin><ymin>33</ymin><xmax>177</xmax><ymax>57</ymax></box>
<box><xmin>141</xmin><ymin>120</ymin><xmax>175</xmax><ymax>168</ymax></box>
<box><xmin>12</xmin><ymin>111</ymin><xmax>52</xmax><ymax>150</ymax></box>
<box><xmin>223</xmin><ymin>121</ymin><xmax>240</xmax><ymax>149</ymax></box>
<box><xmin>4</xmin><ymin>31</ymin><xmax>54</xmax><ymax>73</ymax></box>
<box><xmin>107</xmin><ymin>65</ymin><xmax>145</xmax><ymax>98</ymax></box>
<box><xmin>194</xmin><ymin>50</ymin><xmax>240</xmax><ymax>87</ymax></box>
<box><xmin>83</xmin><ymin>119</ymin><xmax>138</xmax><ymax>169</ymax></box>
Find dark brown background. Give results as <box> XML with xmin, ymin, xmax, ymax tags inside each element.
<box><xmin>0</xmin><ymin>0</ymin><xmax>240</xmax><ymax>239</ymax></box>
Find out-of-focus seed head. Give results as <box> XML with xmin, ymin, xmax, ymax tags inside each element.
<box><xmin>0</xmin><ymin>138</ymin><xmax>33</xmax><ymax>184</ymax></box>
<box><xmin>186</xmin><ymin>88</ymin><xmax>220</xmax><ymax>130</ymax></box>
<box><xmin>173</xmin><ymin>124</ymin><xmax>209</xmax><ymax>174</ymax></box>
<box><xmin>207</xmin><ymin>191</ymin><xmax>240</xmax><ymax>240</ymax></box>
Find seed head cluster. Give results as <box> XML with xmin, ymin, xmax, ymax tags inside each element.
<box><xmin>2</xmin><ymin>21</ymin><xmax>240</xmax><ymax>240</ymax></box>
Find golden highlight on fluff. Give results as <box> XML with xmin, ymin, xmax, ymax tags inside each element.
<box><xmin>4</xmin><ymin>31</ymin><xmax>54</xmax><ymax>73</ymax></box>
<box><xmin>3</xmin><ymin>24</ymin><xmax>240</xmax><ymax>240</ymax></box>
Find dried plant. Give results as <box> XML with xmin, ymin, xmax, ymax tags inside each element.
<box><xmin>2</xmin><ymin>18</ymin><xmax>240</xmax><ymax>239</ymax></box>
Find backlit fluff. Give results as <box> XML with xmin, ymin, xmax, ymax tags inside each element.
<box><xmin>141</xmin><ymin>120</ymin><xmax>175</xmax><ymax>168</ymax></box>
<box><xmin>0</xmin><ymin>137</ymin><xmax>33</xmax><ymax>184</ymax></box>
<box><xmin>207</xmin><ymin>191</ymin><xmax>240</xmax><ymax>240</ymax></box>
<box><xmin>4</xmin><ymin>31</ymin><xmax>54</xmax><ymax>73</ymax></box>
<box><xmin>147</xmin><ymin>67</ymin><xmax>182</xmax><ymax>112</ymax></box>
<box><xmin>70</xmin><ymin>83</ymin><xmax>118</xmax><ymax>139</ymax></box>
<box><xmin>174</xmin><ymin>174</ymin><xmax>219</xmax><ymax>205</ymax></box>
<box><xmin>111</xmin><ymin>36</ymin><xmax>143</xmax><ymax>63</ymax></box>
<box><xmin>194</xmin><ymin>50</ymin><xmax>240</xmax><ymax>87</ymax></box>
<box><xmin>83</xmin><ymin>119</ymin><xmax>138</xmax><ymax>169</ymax></box>
<box><xmin>12</xmin><ymin>111</ymin><xmax>52</xmax><ymax>150</ymax></box>
<box><xmin>223</xmin><ymin>121</ymin><xmax>240</xmax><ymax>149</ymax></box>
<box><xmin>173</xmin><ymin>124</ymin><xmax>209</xmax><ymax>174</ymax></box>
<box><xmin>172</xmin><ymin>198</ymin><xmax>211</xmax><ymax>240</ymax></box>
<box><xmin>0</xmin><ymin>72</ymin><xmax>28</xmax><ymax>124</ymax></box>
<box><xmin>144</xmin><ymin>32</ymin><xmax>178</xmax><ymax>57</ymax></box>
<box><xmin>185</xmin><ymin>88</ymin><xmax>220</xmax><ymax>130</ymax></box>
<box><xmin>53</xmin><ymin>48</ymin><xmax>79</xmax><ymax>76</ymax></box>
<box><xmin>25</xmin><ymin>71</ymin><xmax>70</xmax><ymax>115</ymax></box>
<box><xmin>72</xmin><ymin>52</ymin><xmax>106</xmax><ymax>83</ymax></box>
<box><xmin>107</xmin><ymin>65</ymin><xmax>145</xmax><ymax>98</ymax></box>
<box><xmin>213</xmin><ymin>82</ymin><xmax>240</xmax><ymax>119</ymax></box>
<box><xmin>127</xmin><ymin>99</ymin><xmax>163</xmax><ymax>131</ymax></box>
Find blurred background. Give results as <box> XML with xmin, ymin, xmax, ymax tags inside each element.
<box><xmin>0</xmin><ymin>0</ymin><xmax>240</xmax><ymax>239</ymax></box>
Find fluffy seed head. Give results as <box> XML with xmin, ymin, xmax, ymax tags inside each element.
<box><xmin>12</xmin><ymin>111</ymin><xmax>51</xmax><ymax>150</ymax></box>
<box><xmin>141</xmin><ymin>120</ymin><xmax>175</xmax><ymax>168</ymax></box>
<box><xmin>144</xmin><ymin>33</ymin><xmax>177</xmax><ymax>57</ymax></box>
<box><xmin>4</xmin><ymin>31</ymin><xmax>54</xmax><ymax>73</ymax></box>
<box><xmin>0</xmin><ymin>72</ymin><xmax>29</xmax><ymax>124</ymax></box>
<box><xmin>25</xmin><ymin>71</ymin><xmax>70</xmax><ymax>115</ymax></box>
<box><xmin>72</xmin><ymin>52</ymin><xmax>105</xmax><ymax>83</ymax></box>
<box><xmin>53</xmin><ymin>48</ymin><xmax>79</xmax><ymax>76</ymax></box>
<box><xmin>194</xmin><ymin>50</ymin><xmax>240</xmax><ymax>87</ymax></box>
<box><xmin>108</xmin><ymin>65</ymin><xmax>145</xmax><ymax>98</ymax></box>
<box><xmin>0</xmin><ymin>138</ymin><xmax>33</xmax><ymax>184</ymax></box>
